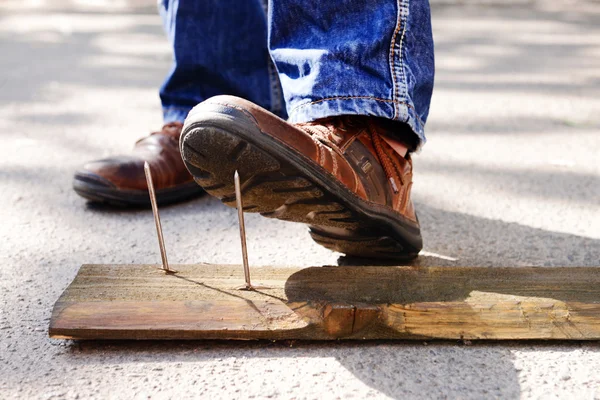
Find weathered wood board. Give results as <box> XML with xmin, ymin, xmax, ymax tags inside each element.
<box><xmin>49</xmin><ymin>264</ymin><xmax>600</xmax><ymax>340</ymax></box>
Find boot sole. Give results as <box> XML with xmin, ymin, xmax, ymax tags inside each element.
<box><xmin>73</xmin><ymin>176</ymin><xmax>203</xmax><ymax>207</ymax></box>
<box><xmin>180</xmin><ymin>104</ymin><xmax>422</xmax><ymax>260</ymax></box>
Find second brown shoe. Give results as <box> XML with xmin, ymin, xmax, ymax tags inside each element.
<box><xmin>74</xmin><ymin>122</ymin><xmax>204</xmax><ymax>207</ymax></box>
<box><xmin>180</xmin><ymin>96</ymin><xmax>422</xmax><ymax>259</ymax></box>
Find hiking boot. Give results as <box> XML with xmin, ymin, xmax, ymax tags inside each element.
<box><xmin>73</xmin><ymin>122</ymin><xmax>204</xmax><ymax>207</ymax></box>
<box><xmin>180</xmin><ymin>96</ymin><xmax>422</xmax><ymax>259</ymax></box>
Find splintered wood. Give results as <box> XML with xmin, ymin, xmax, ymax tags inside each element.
<box><xmin>49</xmin><ymin>264</ymin><xmax>600</xmax><ymax>340</ymax></box>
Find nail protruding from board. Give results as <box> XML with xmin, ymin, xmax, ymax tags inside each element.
<box><xmin>144</xmin><ymin>162</ymin><xmax>176</xmax><ymax>274</ymax></box>
<box><xmin>234</xmin><ymin>170</ymin><xmax>253</xmax><ymax>290</ymax></box>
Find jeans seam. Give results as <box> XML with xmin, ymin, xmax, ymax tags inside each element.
<box><xmin>389</xmin><ymin>0</ymin><xmax>409</xmax><ymax>121</ymax></box>
<box><xmin>259</xmin><ymin>0</ymin><xmax>283</xmax><ymax>116</ymax></box>
<box><xmin>289</xmin><ymin>96</ymin><xmax>425</xmax><ymax>132</ymax></box>
<box><xmin>266</xmin><ymin>59</ymin><xmax>283</xmax><ymax>115</ymax></box>
<box><xmin>289</xmin><ymin>95</ymin><xmax>410</xmax><ymax>111</ymax></box>
<box><xmin>291</xmin><ymin>95</ymin><xmax>395</xmax><ymax>111</ymax></box>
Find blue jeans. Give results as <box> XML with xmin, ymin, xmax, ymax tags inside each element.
<box><xmin>159</xmin><ymin>0</ymin><xmax>434</xmax><ymax>147</ymax></box>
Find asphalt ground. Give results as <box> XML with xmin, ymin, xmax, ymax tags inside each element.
<box><xmin>1</xmin><ymin>1</ymin><xmax>599</xmax><ymax>399</ymax></box>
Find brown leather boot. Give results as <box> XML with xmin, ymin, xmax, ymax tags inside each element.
<box><xmin>180</xmin><ymin>96</ymin><xmax>422</xmax><ymax>259</ymax></box>
<box><xmin>74</xmin><ymin>122</ymin><xmax>203</xmax><ymax>206</ymax></box>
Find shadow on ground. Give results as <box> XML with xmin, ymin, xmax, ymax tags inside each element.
<box><xmin>57</xmin><ymin>339</ymin><xmax>522</xmax><ymax>399</ymax></box>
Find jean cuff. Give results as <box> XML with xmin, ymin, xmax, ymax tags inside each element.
<box><xmin>287</xmin><ymin>96</ymin><xmax>427</xmax><ymax>149</ymax></box>
<box><xmin>162</xmin><ymin>106</ymin><xmax>192</xmax><ymax>124</ymax></box>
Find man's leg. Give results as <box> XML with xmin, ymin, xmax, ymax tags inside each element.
<box><xmin>73</xmin><ymin>0</ymin><xmax>284</xmax><ymax>207</ymax></box>
<box><xmin>180</xmin><ymin>0</ymin><xmax>435</xmax><ymax>259</ymax></box>
<box><xmin>269</xmin><ymin>0</ymin><xmax>434</xmax><ymax>149</ymax></box>
<box><xmin>159</xmin><ymin>0</ymin><xmax>286</xmax><ymax>123</ymax></box>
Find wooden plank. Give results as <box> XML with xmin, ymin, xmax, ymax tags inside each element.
<box><xmin>49</xmin><ymin>264</ymin><xmax>600</xmax><ymax>340</ymax></box>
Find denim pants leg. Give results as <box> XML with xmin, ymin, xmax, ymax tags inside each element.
<box><xmin>269</xmin><ymin>0</ymin><xmax>435</xmax><ymax>147</ymax></box>
<box><xmin>158</xmin><ymin>0</ymin><xmax>286</xmax><ymax>123</ymax></box>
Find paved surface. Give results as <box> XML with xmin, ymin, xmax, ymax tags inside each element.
<box><xmin>1</xmin><ymin>1</ymin><xmax>599</xmax><ymax>399</ymax></box>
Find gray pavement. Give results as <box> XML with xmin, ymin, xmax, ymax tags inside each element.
<box><xmin>1</xmin><ymin>1</ymin><xmax>599</xmax><ymax>399</ymax></box>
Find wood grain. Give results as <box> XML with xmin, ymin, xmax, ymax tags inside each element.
<box><xmin>49</xmin><ymin>264</ymin><xmax>600</xmax><ymax>340</ymax></box>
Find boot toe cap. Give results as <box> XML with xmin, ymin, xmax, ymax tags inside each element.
<box><xmin>75</xmin><ymin>155</ymin><xmax>146</xmax><ymax>191</ymax></box>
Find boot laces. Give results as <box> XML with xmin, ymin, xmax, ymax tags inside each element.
<box><xmin>297</xmin><ymin>117</ymin><xmax>403</xmax><ymax>193</ymax></box>
<box><xmin>155</xmin><ymin>122</ymin><xmax>183</xmax><ymax>139</ymax></box>
<box><xmin>136</xmin><ymin>122</ymin><xmax>183</xmax><ymax>146</ymax></box>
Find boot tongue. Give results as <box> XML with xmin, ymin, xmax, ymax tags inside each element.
<box><xmin>341</xmin><ymin>116</ymin><xmax>410</xmax><ymax>157</ymax></box>
<box><xmin>158</xmin><ymin>122</ymin><xmax>184</xmax><ymax>140</ymax></box>
<box><xmin>380</xmin><ymin>133</ymin><xmax>408</xmax><ymax>158</ymax></box>
<box><xmin>135</xmin><ymin>122</ymin><xmax>183</xmax><ymax>147</ymax></box>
